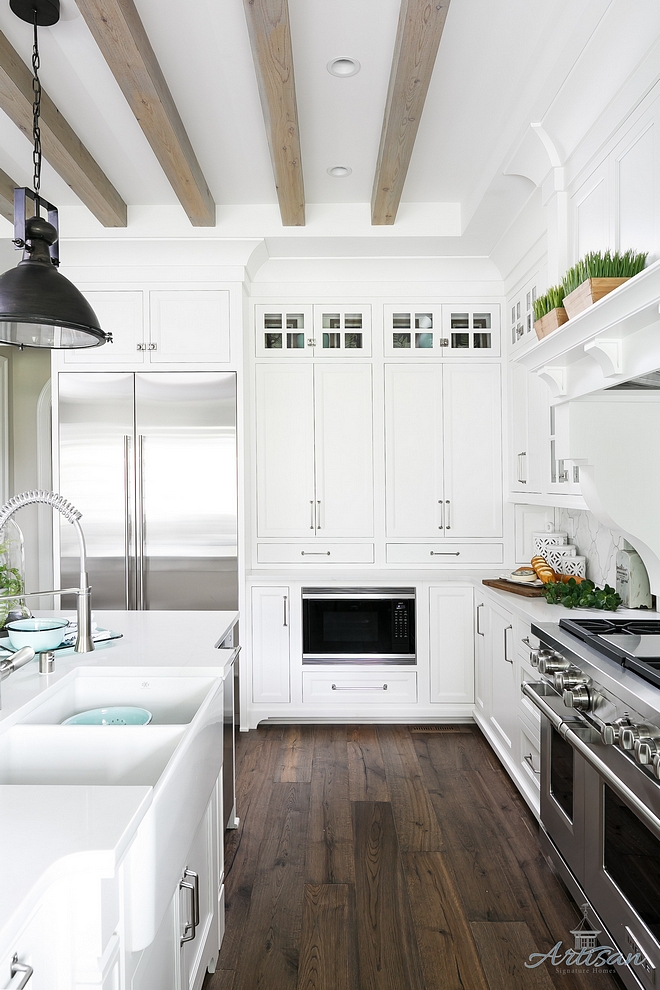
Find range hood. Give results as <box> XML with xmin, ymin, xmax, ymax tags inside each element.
<box><xmin>608</xmin><ymin>371</ymin><xmax>660</xmax><ymax>389</ymax></box>
<box><xmin>555</xmin><ymin>390</ymin><xmax>660</xmax><ymax>595</ymax></box>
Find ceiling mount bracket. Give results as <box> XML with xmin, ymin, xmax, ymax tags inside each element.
<box><xmin>10</xmin><ymin>0</ymin><xmax>59</xmax><ymax>26</ymax></box>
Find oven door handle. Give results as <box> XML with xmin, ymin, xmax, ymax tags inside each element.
<box><xmin>523</xmin><ymin>682</ymin><xmax>660</xmax><ymax>839</ymax></box>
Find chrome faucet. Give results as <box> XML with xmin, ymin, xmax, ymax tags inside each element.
<box><xmin>0</xmin><ymin>646</ymin><xmax>35</xmax><ymax>708</ymax></box>
<box><xmin>0</xmin><ymin>491</ymin><xmax>94</xmax><ymax>653</ymax></box>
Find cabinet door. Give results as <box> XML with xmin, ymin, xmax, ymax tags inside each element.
<box><xmin>313</xmin><ymin>305</ymin><xmax>371</xmax><ymax>357</ymax></box>
<box><xmin>255</xmin><ymin>364</ymin><xmax>315</xmax><ymax>538</ymax></box>
<box><xmin>429</xmin><ymin>586</ymin><xmax>474</xmax><ymax>703</ymax></box>
<box><xmin>149</xmin><ymin>291</ymin><xmax>230</xmax><ymax>363</ymax></box>
<box><xmin>510</xmin><ymin>363</ymin><xmax>529</xmax><ymax>493</ymax></box>
<box><xmin>383</xmin><ymin>305</ymin><xmax>442</xmax><ymax>357</ymax></box>
<box><xmin>0</xmin><ymin>905</ymin><xmax>51</xmax><ymax>990</ymax></box>
<box><xmin>442</xmin><ymin>364</ymin><xmax>502</xmax><ymax>538</ymax></box>
<box><xmin>488</xmin><ymin>600</ymin><xmax>517</xmax><ymax>754</ymax></box>
<box><xmin>441</xmin><ymin>305</ymin><xmax>500</xmax><ymax>357</ymax></box>
<box><xmin>178</xmin><ymin>796</ymin><xmax>219</xmax><ymax>990</ymax></box>
<box><xmin>474</xmin><ymin>599</ymin><xmax>489</xmax><ymax>715</ymax></box>
<box><xmin>63</xmin><ymin>290</ymin><xmax>144</xmax><ymax>364</ymax></box>
<box><xmin>251</xmin><ymin>586</ymin><xmax>290</xmax><ymax>704</ymax></box>
<box><xmin>131</xmin><ymin>899</ymin><xmax>178</xmax><ymax>990</ymax></box>
<box><xmin>313</xmin><ymin>364</ymin><xmax>374</xmax><ymax>538</ymax></box>
<box><xmin>254</xmin><ymin>305</ymin><xmax>314</xmax><ymax>357</ymax></box>
<box><xmin>384</xmin><ymin>364</ymin><xmax>443</xmax><ymax>538</ymax></box>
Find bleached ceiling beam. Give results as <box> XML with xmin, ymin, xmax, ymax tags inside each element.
<box><xmin>75</xmin><ymin>0</ymin><xmax>215</xmax><ymax>227</ymax></box>
<box><xmin>0</xmin><ymin>29</ymin><xmax>127</xmax><ymax>227</ymax></box>
<box><xmin>0</xmin><ymin>166</ymin><xmax>17</xmax><ymax>223</ymax></box>
<box><xmin>372</xmin><ymin>0</ymin><xmax>452</xmax><ymax>225</ymax></box>
<box><xmin>243</xmin><ymin>0</ymin><xmax>305</xmax><ymax>226</ymax></box>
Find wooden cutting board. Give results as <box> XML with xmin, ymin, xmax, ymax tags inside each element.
<box><xmin>482</xmin><ymin>578</ymin><xmax>545</xmax><ymax>598</ymax></box>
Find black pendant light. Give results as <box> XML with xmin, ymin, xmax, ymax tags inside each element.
<box><xmin>0</xmin><ymin>0</ymin><xmax>111</xmax><ymax>349</ymax></box>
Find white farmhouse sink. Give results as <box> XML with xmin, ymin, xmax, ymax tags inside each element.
<box><xmin>0</xmin><ymin>664</ymin><xmax>226</xmax><ymax>952</ymax></box>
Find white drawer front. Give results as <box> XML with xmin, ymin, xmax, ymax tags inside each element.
<box><xmin>257</xmin><ymin>543</ymin><xmax>375</xmax><ymax>563</ymax></box>
<box><xmin>302</xmin><ymin>670</ymin><xmax>417</xmax><ymax>704</ymax></box>
<box><xmin>386</xmin><ymin>543</ymin><xmax>503</xmax><ymax>564</ymax></box>
<box><xmin>520</xmin><ymin>721</ymin><xmax>541</xmax><ymax>789</ymax></box>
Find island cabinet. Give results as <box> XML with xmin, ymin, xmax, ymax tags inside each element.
<box><xmin>384</xmin><ymin>363</ymin><xmax>503</xmax><ymax>565</ymax></box>
<box><xmin>254</xmin><ymin>363</ymin><xmax>374</xmax><ymax>546</ymax></box>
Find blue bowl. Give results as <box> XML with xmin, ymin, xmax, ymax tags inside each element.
<box><xmin>6</xmin><ymin>617</ymin><xmax>69</xmax><ymax>652</ymax></box>
<box><xmin>62</xmin><ymin>706</ymin><xmax>153</xmax><ymax>726</ymax></box>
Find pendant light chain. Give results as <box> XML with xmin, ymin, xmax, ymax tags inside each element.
<box><xmin>31</xmin><ymin>12</ymin><xmax>42</xmax><ymax>198</ymax></box>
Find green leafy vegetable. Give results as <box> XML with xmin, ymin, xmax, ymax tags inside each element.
<box><xmin>543</xmin><ymin>578</ymin><xmax>621</xmax><ymax>611</ymax></box>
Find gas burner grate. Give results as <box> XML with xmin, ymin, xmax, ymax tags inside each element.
<box><xmin>619</xmin><ymin>621</ymin><xmax>660</xmax><ymax>635</ymax></box>
<box><xmin>567</xmin><ymin>619</ymin><xmax>619</xmax><ymax>634</ymax></box>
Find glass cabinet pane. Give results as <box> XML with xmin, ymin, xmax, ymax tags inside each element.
<box><xmin>323</xmin><ymin>332</ymin><xmax>341</xmax><ymax>348</ymax></box>
<box><xmin>451</xmin><ymin>332</ymin><xmax>470</xmax><ymax>348</ymax></box>
<box><xmin>265</xmin><ymin>333</ymin><xmax>282</xmax><ymax>349</ymax></box>
<box><xmin>344</xmin><ymin>314</ymin><xmax>362</xmax><ymax>329</ymax></box>
<box><xmin>393</xmin><ymin>313</ymin><xmax>411</xmax><ymax>329</ymax></box>
<box><xmin>287</xmin><ymin>332</ymin><xmax>305</xmax><ymax>349</ymax></box>
<box><xmin>286</xmin><ymin>313</ymin><xmax>305</xmax><ymax>329</ymax></box>
<box><xmin>415</xmin><ymin>333</ymin><xmax>433</xmax><ymax>348</ymax></box>
<box><xmin>415</xmin><ymin>313</ymin><xmax>433</xmax><ymax>329</ymax></box>
<box><xmin>393</xmin><ymin>333</ymin><xmax>411</xmax><ymax>348</ymax></box>
<box><xmin>473</xmin><ymin>333</ymin><xmax>491</xmax><ymax>348</ymax></box>
<box><xmin>473</xmin><ymin>313</ymin><xmax>491</xmax><ymax>329</ymax></box>
<box><xmin>322</xmin><ymin>313</ymin><xmax>341</xmax><ymax>329</ymax></box>
<box><xmin>344</xmin><ymin>333</ymin><xmax>363</xmax><ymax>349</ymax></box>
<box><xmin>450</xmin><ymin>313</ymin><xmax>469</xmax><ymax>329</ymax></box>
<box><xmin>264</xmin><ymin>313</ymin><xmax>282</xmax><ymax>329</ymax></box>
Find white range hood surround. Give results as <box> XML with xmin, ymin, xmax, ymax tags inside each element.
<box><xmin>555</xmin><ymin>392</ymin><xmax>660</xmax><ymax>596</ymax></box>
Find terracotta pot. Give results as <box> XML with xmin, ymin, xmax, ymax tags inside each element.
<box><xmin>562</xmin><ymin>277</ymin><xmax>630</xmax><ymax>319</ymax></box>
<box><xmin>534</xmin><ymin>307</ymin><xmax>569</xmax><ymax>340</ymax></box>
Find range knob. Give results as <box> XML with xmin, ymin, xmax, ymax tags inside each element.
<box><xmin>601</xmin><ymin>717</ymin><xmax>633</xmax><ymax>746</ymax></box>
<box><xmin>619</xmin><ymin>724</ymin><xmax>660</xmax><ymax>752</ymax></box>
<box><xmin>651</xmin><ymin>752</ymin><xmax>660</xmax><ymax>779</ymax></box>
<box><xmin>538</xmin><ymin>653</ymin><xmax>571</xmax><ymax>675</ymax></box>
<box><xmin>554</xmin><ymin>669</ymin><xmax>590</xmax><ymax>692</ymax></box>
<box><xmin>635</xmin><ymin>739</ymin><xmax>659</xmax><ymax>765</ymax></box>
<box><xmin>563</xmin><ymin>685</ymin><xmax>592</xmax><ymax>711</ymax></box>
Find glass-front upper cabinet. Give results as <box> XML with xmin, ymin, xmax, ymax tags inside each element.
<box><xmin>383</xmin><ymin>304</ymin><xmax>500</xmax><ymax>357</ymax></box>
<box><xmin>255</xmin><ymin>305</ymin><xmax>371</xmax><ymax>357</ymax></box>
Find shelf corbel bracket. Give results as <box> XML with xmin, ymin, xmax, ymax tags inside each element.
<box><xmin>537</xmin><ymin>366</ymin><xmax>566</xmax><ymax>397</ymax></box>
<box><xmin>583</xmin><ymin>338</ymin><xmax>623</xmax><ymax>378</ymax></box>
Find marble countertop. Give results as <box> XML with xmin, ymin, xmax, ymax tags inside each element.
<box><xmin>0</xmin><ymin>609</ymin><xmax>239</xmax><ymax>952</ymax></box>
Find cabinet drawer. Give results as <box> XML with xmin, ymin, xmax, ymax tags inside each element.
<box><xmin>386</xmin><ymin>543</ymin><xmax>503</xmax><ymax>564</ymax></box>
<box><xmin>302</xmin><ymin>670</ymin><xmax>417</xmax><ymax>705</ymax></box>
<box><xmin>519</xmin><ymin>721</ymin><xmax>541</xmax><ymax>789</ymax></box>
<box><xmin>257</xmin><ymin>543</ymin><xmax>375</xmax><ymax>564</ymax></box>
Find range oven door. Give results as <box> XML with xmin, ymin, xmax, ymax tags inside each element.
<box><xmin>302</xmin><ymin>589</ymin><xmax>415</xmax><ymax>664</ymax></box>
<box><xmin>540</xmin><ymin>713</ymin><xmax>589</xmax><ymax>887</ymax></box>
<box><xmin>583</xmin><ymin>749</ymin><xmax>660</xmax><ymax>987</ymax></box>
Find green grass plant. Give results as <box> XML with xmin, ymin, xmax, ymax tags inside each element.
<box><xmin>561</xmin><ymin>249</ymin><xmax>647</xmax><ymax>296</ymax></box>
<box><xmin>533</xmin><ymin>285</ymin><xmax>565</xmax><ymax>322</ymax></box>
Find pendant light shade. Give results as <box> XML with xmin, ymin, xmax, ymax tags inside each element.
<box><xmin>0</xmin><ymin>194</ymin><xmax>111</xmax><ymax>350</ymax></box>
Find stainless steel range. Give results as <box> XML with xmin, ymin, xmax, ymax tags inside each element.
<box><xmin>524</xmin><ymin>617</ymin><xmax>660</xmax><ymax>990</ymax></box>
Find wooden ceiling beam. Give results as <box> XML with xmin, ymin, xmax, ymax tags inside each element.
<box><xmin>0</xmin><ymin>166</ymin><xmax>17</xmax><ymax>224</ymax></box>
<box><xmin>75</xmin><ymin>0</ymin><xmax>215</xmax><ymax>227</ymax></box>
<box><xmin>0</xmin><ymin>30</ymin><xmax>127</xmax><ymax>227</ymax></box>
<box><xmin>372</xmin><ymin>0</ymin><xmax>452</xmax><ymax>225</ymax></box>
<box><xmin>243</xmin><ymin>0</ymin><xmax>305</xmax><ymax>226</ymax></box>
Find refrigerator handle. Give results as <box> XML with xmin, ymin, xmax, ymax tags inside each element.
<box><xmin>123</xmin><ymin>435</ymin><xmax>132</xmax><ymax>610</ymax></box>
<box><xmin>136</xmin><ymin>434</ymin><xmax>146</xmax><ymax>610</ymax></box>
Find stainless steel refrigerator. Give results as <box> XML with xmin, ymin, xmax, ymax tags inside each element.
<box><xmin>57</xmin><ymin>372</ymin><xmax>237</xmax><ymax>610</ymax></box>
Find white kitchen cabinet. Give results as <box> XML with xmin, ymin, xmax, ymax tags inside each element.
<box><xmin>484</xmin><ymin>598</ymin><xmax>517</xmax><ymax>755</ymax></box>
<box><xmin>384</xmin><ymin>363</ymin><xmax>502</xmax><ymax>541</ymax></box>
<box><xmin>474</xmin><ymin>599</ymin><xmax>489</xmax><ymax>716</ymax></box>
<box><xmin>255</xmin><ymin>304</ymin><xmax>371</xmax><ymax>357</ymax></box>
<box><xmin>178</xmin><ymin>791</ymin><xmax>219</xmax><ymax>990</ymax></box>
<box><xmin>251</xmin><ymin>586</ymin><xmax>291</xmax><ymax>704</ymax></box>
<box><xmin>255</xmin><ymin>363</ymin><xmax>374</xmax><ymax>540</ymax></box>
<box><xmin>510</xmin><ymin>362</ymin><xmax>548</xmax><ymax>494</ymax></box>
<box><xmin>64</xmin><ymin>289</ymin><xmax>230</xmax><ymax>365</ymax></box>
<box><xmin>0</xmin><ymin>905</ymin><xmax>50</xmax><ymax>990</ymax></box>
<box><xmin>383</xmin><ymin>304</ymin><xmax>500</xmax><ymax>357</ymax></box>
<box><xmin>429</xmin><ymin>586</ymin><xmax>474</xmax><ymax>704</ymax></box>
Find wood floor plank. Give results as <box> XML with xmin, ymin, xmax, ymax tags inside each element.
<box><xmin>347</xmin><ymin>725</ymin><xmax>389</xmax><ymax>802</ymax></box>
<box><xmin>352</xmin><ymin>801</ymin><xmax>425</xmax><ymax>990</ymax></box>
<box><xmin>306</xmin><ymin>726</ymin><xmax>354</xmax><ymax>884</ymax></box>
<box><xmin>232</xmin><ymin>781</ymin><xmax>310</xmax><ymax>990</ymax></box>
<box><xmin>377</xmin><ymin>725</ymin><xmax>443</xmax><ymax>852</ymax></box>
<box><xmin>470</xmin><ymin>921</ymin><xmax>556</xmax><ymax>990</ymax></box>
<box><xmin>297</xmin><ymin>883</ymin><xmax>357</xmax><ymax>990</ymax></box>
<box><xmin>403</xmin><ymin>851</ymin><xmax>490</xmax><ymax>990</ymax></box>
<box><xmin>276</xmin><ymin>725</ymin><xmax>314</xmax><ymax>782</ymax></box>
<box><xmin>206</xmin><ymin>971</ymin><xmax>235</xmax><ymax>990</ymax></box>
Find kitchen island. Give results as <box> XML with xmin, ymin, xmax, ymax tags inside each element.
<box><xmin>0</xmin><ymin>609</ymin><xmax>238</xmax><ymax>990</ymax></box>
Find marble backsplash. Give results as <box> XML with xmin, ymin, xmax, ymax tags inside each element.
<box><xmin>554</xmin><ymin>508</ymin><xmax>625</xmax><ymax>588</ymax></box>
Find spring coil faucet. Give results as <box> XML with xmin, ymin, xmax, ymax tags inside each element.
<box><xmin>0</xmin><ymin>490</ymin><xmax>93</xmax><ymax>653</ymax></box>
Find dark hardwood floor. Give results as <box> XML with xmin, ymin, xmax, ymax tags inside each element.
<box><xmin>206</xmin><ymin>724</ymin><xmax>623</xmax><ymax>990</ymax></box>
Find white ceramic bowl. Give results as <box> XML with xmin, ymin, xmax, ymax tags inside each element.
<box><xmin>5</xmin><ymin>617</ymin><xmax>69</xmax><ymax>652</ymax></box>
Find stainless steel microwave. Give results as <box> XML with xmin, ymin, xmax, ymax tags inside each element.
<box><xmin>302</xmin><ymin>588</ymin><xmax>415</xmax><ymax>664</ymax></box>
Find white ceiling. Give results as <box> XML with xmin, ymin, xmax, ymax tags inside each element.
<box><xmin>0</xmin><ymin>0</ymin><xmax>656</xmax><ymax>256</ymax></box>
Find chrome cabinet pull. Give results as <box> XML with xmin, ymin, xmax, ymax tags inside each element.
<box><xmin>180</xmin><ymin>869</ymin><xmax>200</xmax><ymax>944</ymax></box>
<box><xmin>148</xmin><ymin>342</ymin><xmax>157</xmax><ymax>350</ymax></box>
<box><xmin>523</xmin><ymin>753</ymin><xmax>540</xmax><ymax>775</ymax></box>
<box><xmin>445</xmin><ymin>500</ymin><xmax>451</xmax><ymax>529</ymax></box>
<box><xmin>430</xmin><ymin>551</ymin><xmax>460</xmax><ymax>556</ymax></box>
<box><xmin>310</xmin><ymin>500</ymin><xmax>315</xmax><ymax>530</ymax></box>
<box><xmin>438</xmin><ymin>500</ymin><xmax>444</xmax><ymax>530</ymax></box>
<box><xmin>316</xmin><ymin>500</ymin><xmax>321</xmax><ymax>530</ymax></box>
<box><xmin>332</xmin><ymin>683</ymin><xmax>388</xmax><ymax>691</ymax></box>
<box><xmin>8</xmin><ymin>955</ymin><xmax>33</xmax><ymax>990</ymax></box>
<box><xmin>136</xmin><ymin>342</ymin><xmax>146</xmax><ymax>351</ymax></box>
<box><xmin>504</xmin><ymin>624</ymin><xmax>513</xmax><ymax>664</ymax></box>
<box><xmin>476</xmin><ymin>603</ymin><xmax>484</xmax><ymax>637</ymax></box>
<box><xmin>283</xmin><ymin>595</ymin><xmax>288</xmax><ymax>627</ymax></box>
<box><xmin>301</xmin><ymin>551</ymin><xmax>331</xmax><ymax>556</ymax></box>
<box><xmin>517</xmin><ymin>452</ymin><xmax>527</xmax><ymax>484</ymax></box>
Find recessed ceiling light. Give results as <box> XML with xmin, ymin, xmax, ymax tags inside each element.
<box><xmin>327</xmin><ymin>57</ymin><xmax>360</xmax><ymax>77</ymax></box>
<box><xmin>327</xmin><ymin>166</ymin><xmax>352</xmax><ymax>178</ymax></box>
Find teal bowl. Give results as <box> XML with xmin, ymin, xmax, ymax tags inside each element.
<box><xmin>62</xmin><ymin>706</ymin><xmax>153</xmax><ymax>726</ymax></box>
<box><xmin>6</xmin><ymin>617</ymin><xmax>69</xmax><ymax>652</ymax></box>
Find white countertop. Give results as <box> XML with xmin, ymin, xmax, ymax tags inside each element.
<box><xmin>0</xmin><ymin>609</ymin><xmax>239</xmax><ymax>951</ymax></box>
<box><xmin>472</xmin><ymin>580</ymin><xmax>652</xmax><ymax>626</ymax></box>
